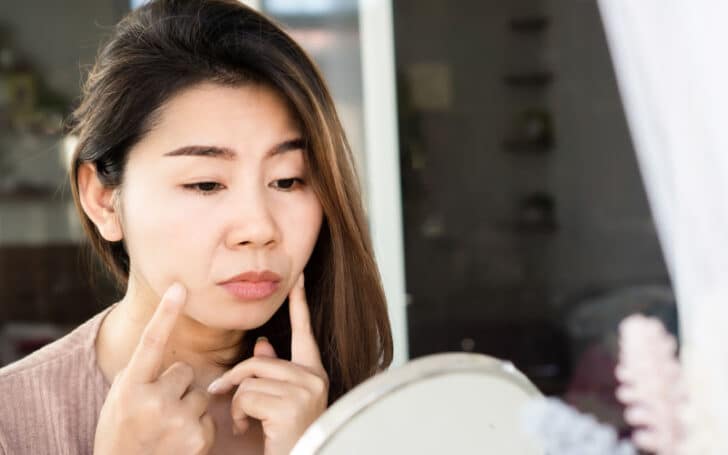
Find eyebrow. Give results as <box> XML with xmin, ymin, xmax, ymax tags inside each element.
<box><xmin>163</xmin><ymin>138</ymin><xmax>306</xmax><ymax>160</ymax></box>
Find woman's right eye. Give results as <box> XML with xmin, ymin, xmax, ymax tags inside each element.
<box><xmin>182</xmin><ymin>182</ymin><xmax>225</xmax><ymax>195</ymax></box>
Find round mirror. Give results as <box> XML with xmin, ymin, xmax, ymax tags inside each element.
<box><xmin>292</xmin><ymin>352</ymin><xmax>545</xmax><ymax>454</ymax></box>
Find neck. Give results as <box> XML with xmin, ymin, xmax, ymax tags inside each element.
<box><xmin>96</xmin><ymin>276</ymin><xmax>246</xmax><ymax>389</ymax></box>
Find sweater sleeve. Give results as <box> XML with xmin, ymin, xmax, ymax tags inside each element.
<box><xmin>0</xmin><ymin>429</ymin><xmax>8</xmax><ymax>455</ymax></box>
<box><xmin>0</xmin><ymin>307</ymin><xmax>113</xmax><ymax>454</ymax></box>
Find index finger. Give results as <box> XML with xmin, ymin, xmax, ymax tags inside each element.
<box><xmin>126</xmin><ymin>282</ymin><xmax>187</xmax><ymax>383</ymax></box>
<box><xmin>289</xmin><ymin>273</ymin><xmax>324</xmax><ymax>371</ymax></box>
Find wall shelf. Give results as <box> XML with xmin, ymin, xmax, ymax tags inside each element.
<box><xmin>503</xmin><ymin>70</ymin><xmax>554</xmax><ymax>87</ymax></box>
<box><xmin>0</xmin><ymin>184</ymin><xmax>57</xmax><ymax>202</ymax></box>
<box><xmin>509</xmin><ymin>16</ymin><xmax>551</xmax><ymax>33</ymax></box>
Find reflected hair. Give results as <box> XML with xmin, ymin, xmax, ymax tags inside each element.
<box><xmin>66</xmin><ymin>0</ymin><xmax>393</xmax><ymax>404</ymax></box>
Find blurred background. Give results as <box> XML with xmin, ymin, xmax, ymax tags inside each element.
<box><xmin>0</xmin><ymin>0</ymin><xmax>677</xmax><ymax>434</ymax></box>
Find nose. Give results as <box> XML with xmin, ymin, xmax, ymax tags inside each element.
<box><xmin>224</xmin><ymin>185</ymin><xmax>280</xmax><ymax>250</ymax></box>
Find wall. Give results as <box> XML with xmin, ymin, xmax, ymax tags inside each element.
<box><xmin>0</xmin><ymin>1</ymin><xmax>126</xmax><ymax>245</ymax></box>
<box><xmin>546</xmin><ymin>0</ymin><xmax>668</xmax><ymax>299</ymax></box>
<box><xmin>393</xmin><ymin>0</ymin><xmax>669</xmax><ymax>324</ymax></box>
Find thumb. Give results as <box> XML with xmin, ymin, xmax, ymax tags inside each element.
<box><xmin>253</xmin><ymin>336</ymin><xmax>278</xmax><ymax>358</ymax></box>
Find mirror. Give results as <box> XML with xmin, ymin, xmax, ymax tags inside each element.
<box><xmin>291</xmin><ymin>352</ymin><xmax>545</xmax><ymax>455</ymax></box>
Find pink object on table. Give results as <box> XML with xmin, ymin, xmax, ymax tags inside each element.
<box><xmin>615</xmin><ymin>314</ymin><xmax>686</xmax><ymax>455</ymax></box>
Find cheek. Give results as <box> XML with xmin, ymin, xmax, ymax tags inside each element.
<box><xmin>277</xmin><ymin>194</ymin><xmax>323</xmax><ymax>262</ymax></box>
<box><xmin>120</xmin><ymin>185</ymin><xmax>215</xmax><ymax>290</ymax></box>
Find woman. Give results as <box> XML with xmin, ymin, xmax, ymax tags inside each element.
<box><xmin>0</xmin><ymin>1</ymin><xmax>393</xmax><ymax>453</ymax></box>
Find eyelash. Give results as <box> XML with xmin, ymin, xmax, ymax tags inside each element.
<box><xmin>182</xmin><ymin>178</ymin><xmax>305</xmax><ymax>196</ymax></box>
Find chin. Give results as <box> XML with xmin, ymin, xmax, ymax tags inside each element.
<box><xmin>196</xmin><ymin>299</ymin><xmax>281</xmax><ymax>331</ymax></box>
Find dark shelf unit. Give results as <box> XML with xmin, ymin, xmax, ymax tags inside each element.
<box><xmin>502</xmin><ymin>11</ymin><xmax>557</xmax><ymax>232</ymax></box>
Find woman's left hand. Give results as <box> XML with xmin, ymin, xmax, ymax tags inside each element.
<box><xmin>206</xmin><ymin>273</ymin><xmax>329</xmax><ymax>455</ymax></box>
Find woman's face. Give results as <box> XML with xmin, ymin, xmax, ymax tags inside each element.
<box><xmin>118</xmin><ymin>82</ymin><xmax>323</xmax><ymax>330</ymax></box>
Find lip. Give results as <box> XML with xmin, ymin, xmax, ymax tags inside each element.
<box><xmin>218</xmin><ymin>270</ymin><xmax>282</xmax><ymax>284</ymax></box>
<box><xmin>218</xmin><ymin>270</ymin><xmax>282</xmax><ymax>301</ymax></box>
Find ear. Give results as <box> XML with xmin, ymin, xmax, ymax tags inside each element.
<box><xmin>76</xmin><ymin>163</ymin><xmax>123</xmax><ymax>242</ymax></box>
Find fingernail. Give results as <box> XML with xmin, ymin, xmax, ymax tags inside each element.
<box><xmin>256</xmin><ymin>336</ymin><xmax>268</xmax><ymax>344</ymax></box>
<box><xmin>207</xmin><ymin>377</ymin><xmax>227</xmax><ymax>394</ymax></box>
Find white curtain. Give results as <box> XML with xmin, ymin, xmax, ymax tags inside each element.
<box><xmin>597</xmin><ymin>2</ymin><xmax>728</xmax><ymax>452</ymax></box>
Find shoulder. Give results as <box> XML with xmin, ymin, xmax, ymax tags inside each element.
<box><xmin>0</xmin><ymin>308</ymin><xmax>105</xmax><ymax>383</ymax></box>
<box><xmin>0</xmin><ymin>306</ymin><xmax>114</xmax><ymax>454</ymax></box>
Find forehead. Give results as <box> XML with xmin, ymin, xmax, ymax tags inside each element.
<box><xmin>137</xmin><ymin>82</ymin><xmax>302</xmax><ymax>158</ymax></box>
<box><xmin>164</xmin><ymin>81</ymin><xmax>296</xmax><ymax>127</ymax></box>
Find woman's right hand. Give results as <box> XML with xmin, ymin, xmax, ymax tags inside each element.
<box><xmin>93</xmin><ymin>283</ymin><xmax>216</xmax><ymax>455</ymax></box>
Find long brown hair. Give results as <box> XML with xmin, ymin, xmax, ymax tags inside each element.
<box><xmin>66</xmin><ymin>0</ymin><xmax>392</xmax><ymax>405</ymax></box>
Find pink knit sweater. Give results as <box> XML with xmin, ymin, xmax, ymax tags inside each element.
<box><xmin>0</xmin><ymin>306</ymin><xmax>114</xmax><ymax>454</ymax></box>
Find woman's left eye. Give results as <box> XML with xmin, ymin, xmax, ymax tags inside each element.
<box><xmin>272</xmin><ymin>178</ymin><xmax>305</xmax><ymax>191</ymax></box>
<box><xmin>182</xmin><ymin>182</ymin><xmax>225</xmax><ymax>195</ymax></box>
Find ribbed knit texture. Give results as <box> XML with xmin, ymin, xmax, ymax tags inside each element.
<box><xmin>0</xmin><ymin>306</ymin><xmax>114</xmax><ymax>454</ymax></box>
